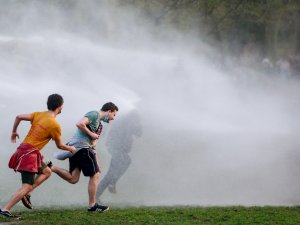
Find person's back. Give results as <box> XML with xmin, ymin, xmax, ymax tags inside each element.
<box><xmin>23</xmin><ymin>111</ymin><xmax>61</xmax><ymax>150</ymax></box>
<box><xmin>106</xmin><ymin>110</ymin><xmax>142</xmax><ymax>154</ymax></box>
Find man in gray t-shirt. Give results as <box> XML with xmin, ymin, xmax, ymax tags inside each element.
<box><xmin>51</xmin><ymin>102</ymin><xmax>118</xmax><ymax>212</ymax></box>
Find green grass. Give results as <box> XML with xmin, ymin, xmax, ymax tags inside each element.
<box><xmin>1</xmin><ymin>206</ymin><xmax>300</xmax><ymax>225</ymax></box>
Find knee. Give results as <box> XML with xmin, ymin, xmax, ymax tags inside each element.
<box><xmin>27</xmin><ymin>185</ymin><xmax>34</xmax><ymax>192</ymax></box>
<box><xmin>68</xmin><ymin>176</ymin><xmax>79</xmax><ymax>184</ymax></box>
<box><xmin>43</xmin><ymin>167</ymin><xmax>52</xmax><ymax>178</ymax></box>
<box><xmin>92</xmin><ymin>172</ymin><xmax>100</xmax><ymax>182</ymax></box>
<box><xmin>69</xmin><ymin>177</ymin><xmax>79</xmax><ymax>184</ymax></box>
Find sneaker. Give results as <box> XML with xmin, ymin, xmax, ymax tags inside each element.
<box><xmin>0</xmin><ymin>209</ymin><xmax>21</xmax><ymax>219</ymax></box>
<box><xmin>21</xmin><ymin>194</ymin><xmax>33</xmax><ymax>209</ymax></box>
<box><xmin>46</xmin><ymin>161</ymin><xmax>53</xmax><ymax>168</ymax></box>
<box><xmin>88</xmin><ymin>203</ymin><xmax>109</xmax><ymax>212</ymax></box>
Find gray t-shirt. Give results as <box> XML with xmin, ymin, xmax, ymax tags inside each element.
<box><xmin>68</xmin><ymin>111</ymin><xmax>102</xmax><ymax>150</ymax></box>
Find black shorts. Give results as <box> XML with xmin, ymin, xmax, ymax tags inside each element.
<box><xmin>20</xmin><ymin>161</ymin><xmax>47</xmax><ymax>185</ymax></box>
<box><xmin>69</xmin><ymin>148</ymin><xmax>99</xmax><ymax>177</ymax></box>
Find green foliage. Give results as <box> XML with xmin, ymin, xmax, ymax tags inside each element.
<box><xmin>1</xmin><ymin>206</ymin><xmax>300</xmax><ymax>225</ymax></box>
<box><xmin>111</xmin><ymin>0</ymin><xmax>300</xmax><ymax>57</ymax></box>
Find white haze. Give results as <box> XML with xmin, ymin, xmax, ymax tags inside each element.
<box><xmin>0</xmin><ymin>1</ymin><xmax>300</xmax><ymax>207</ymax></box>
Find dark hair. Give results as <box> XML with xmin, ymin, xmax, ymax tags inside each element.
<box><xmin>101</xmin><ymin>102</ymin><xmax>118</xmax><ymax>112</ymax></box>
<box><xmin>47</xmin><ymin>94</ymin><xmax>64</xmax><ymax>111</ymax></box>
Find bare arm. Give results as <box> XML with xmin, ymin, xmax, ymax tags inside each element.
<box><xmin>76</xmin><ymin>117</ymin><xmax>99</xmax><ymax>140</ymax></box>
<box><xmin>11</xmin><ymin>114</ymin><xmax>32</xmax><ymax>143</ymax></box>
<box><xmin>54</xmin><ymin>136</ymin><xmax>76</xmax><ymax>153</ymax></box>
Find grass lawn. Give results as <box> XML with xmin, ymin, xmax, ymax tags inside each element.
<box><xmin>1</xmin><ymin>206</ymin><xmax>300</xmax><ymax>225</ymax></box>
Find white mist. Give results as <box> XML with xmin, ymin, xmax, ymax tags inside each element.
<box><xmin>0</xmin><ymin>1</ymin><xmax>300</xmax><ymax>207</ymax></box>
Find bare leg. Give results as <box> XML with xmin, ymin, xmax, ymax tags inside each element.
<box><xmin>51</xmin><ymin>166</ymin><xmax>81</xmax><ymax>184</ymax></box>
<box><xmin>25</xmin><ymin>166</ymin><xmax>52</xmax><ymax>197</ymax></box>
<box><xmin>88</xmin><ymin>172</ymin><xmax>100</xmax><ymax>207</ymax></box>
<box><xmin>32</xmin><ymin>166</ymin><xmax>52</xmax><ymax>189</ymax></box>
<box><xmin>2</xmin><ymin>184</ymin><xmax>33</xmax><ymax>211</ymax></box>
<box><xmin>96</xmin><ymin>172</ymin><xmax>110</xmax><ymax>199</ymax></box>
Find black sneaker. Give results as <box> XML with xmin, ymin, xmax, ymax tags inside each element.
<box><xmin>46</xmin><ymin>161</ymin><xmax>53</xmax><ymax>168</ymax></box>
<box><xmin>21</xmin><ymin>194</ymin><xmax>33</xmax><ymax>209</ymax></box>
<box><xmin>88</xmin><ymin>203</ymin><xmax>109</xmax><ymax>212</ymax></box>
<box><xmin>0</xmin><ymin>209</ymin><xmax>21</xmax><ymax>219</ymax></box>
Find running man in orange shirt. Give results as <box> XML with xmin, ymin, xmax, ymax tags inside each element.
<box><xmin>0</xmin><ymin>94</ymin><xmax>76</xmax><ymax>219</ymax></box>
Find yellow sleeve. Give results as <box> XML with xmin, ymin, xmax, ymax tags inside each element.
<box><xmin>50</xmin><ymin>124</ymin><xmax>61</xmax><ymax>141</ymax></box>
<box><xmin>30</xmin><ymin>112</ymin><xmax>36</xmax><ymax>124</ymax></box>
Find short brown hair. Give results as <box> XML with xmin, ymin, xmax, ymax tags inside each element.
<box><xmin>47</xmin><ymin>94</ymin><xmax>64</xmax><ymax>111</ymax></box>
<box><xmin>101</xmin><ymin>102</ymin><xmax>118</xmax><ymax>112</ymax></box>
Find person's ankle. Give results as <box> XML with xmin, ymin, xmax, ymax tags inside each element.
<box><xmin>89</xmin><ymin>202</ymin><xmax>96</xmax><ymax>207</ymax></box>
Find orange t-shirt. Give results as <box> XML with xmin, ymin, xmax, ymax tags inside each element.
<box><xmin>22</xmin><ymin>112</ymin><xmax>61</xmax><ymax>150</ymax></box>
